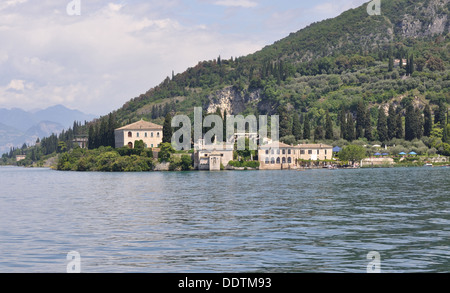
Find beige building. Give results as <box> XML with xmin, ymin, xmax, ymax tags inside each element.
<box><xmin>115</xmin><ymin>119</ymin><xmax>163</xmax><ymax>149</ymax></box>
<box><xmin>258</xmin><ymin>142</ymin><xmax>333</xmax><ymax>170</ymax></box>
<box><xmin>193</xmin><ymin>140</ymin><xmax>234</xmax><ymax>171</ymax></box>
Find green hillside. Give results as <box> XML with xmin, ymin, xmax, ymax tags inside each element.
<box><xmin>112</xmin><ymin>0</ymin><xmax>449</xmax><ymax>125</ymax></box>
<box><xmin>3</xmin><ymin>0</ymin><xmax>450</xmax><ymax>166</ymax></box>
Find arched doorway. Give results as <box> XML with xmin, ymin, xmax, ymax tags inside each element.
<box><xmin>128</xmin><ymin>142</ymin><xmax>133</xmax><ymax>149</ymax></box>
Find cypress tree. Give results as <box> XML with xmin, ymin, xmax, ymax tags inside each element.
<box><xmin>377</xmin><ymin>107</ymin><xmax>388</xmax><ymax>142</ymax></box>
<box><xmin>339</xmin><ymin>107</ymin><xmax>346</xmax><ymax>139</ymax></box>
<box><xmin>435</xmin><ymin>100</ymin><xmax>447</xmax><ymax>127</ymax></box>
<box><xmin>409</xmin><ymin>55</ymin><xmax>414</xmax><ymax>75</ymax></box>
<box><xmin>278</xmin><ymin>106</ymin><xmax>293</xmax><ymax>138</ymax></box>
<box><xmin>223</xmin><ymin>110</ymin><xmax>227</xmax><ymax>142</ymax></box>
<box><xmin>292</xmin><ymin>111</ymin><xmax>303</xmax><ymax>141</ymax></box>
<box><xmin>325</xmin><ymin>111</ymin><xmax>333</xmax><ymax>140</ymax></box>
<box><xmin>314</xmin><ymin>125</ymin><xmax>324</xmax><ymax>142</ymax></box>
<box><xmin>415</xmin><ymin>107</ymin><xmax>423</xmax><ymax>139</ymax></box>
<box><xmin>405</xmin><ymin>103</ymin><xmax>417</xmax><ymax>141</ymax></box>
<box><xmin>345</xmin><ymin>113</ymin><xmax>355</xmax><ymax>141</ymax></box>
<box><xmin>355</xmin><ymin>101</ymin><xmax>366</xmax><ymax>139</ymax></box>
<box><xmin>387</xmin><ymin>104</ymin><xmax>397</xmax><ymax>140</ymax></box>
<box><xmin>88</xmin><ymin>125</ymin><xmax>95</xmax><ymax>149</ymax></box>
<box><xmin>303</xmin><ymin>114</ymin><xmax>311</xmax><ymax>140</ymax></box>
<box><xmin>163</xmin><ymin>113</ymin><xmax>173</xmax><ymax>143</ymax></box>
<box><xmin>364</xmin><ymin>109</ymin><xmax>373</xmax><ymax>141</ymax></box>
<box><xmin>395</xmin><ymin>113</ymin><xmax>404</xmax><ymax>139</ymax></box>
<box><xmin>423</xmin><ymin>104</ymin><xmax>432</xmax><ymax>137</ymax></box>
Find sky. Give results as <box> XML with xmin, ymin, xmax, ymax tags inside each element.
<box><xmin>0</xmin><ymin>0</ymin><xmax>369</xmax><ymax>116</ymax></box>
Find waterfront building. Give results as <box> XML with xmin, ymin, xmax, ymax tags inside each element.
<box><xmin>114</xmin><ymin>119</ymin><xmax>163</xmax><ymax>149</ymax></box>
<box><xmin>193</xmin><ymin>139</ymin><xmax>234</xmax><ymax>171</ymax></box>
<box><xmin>258</xmin><ymin>142</ymin><xmax>333</xmax><ymax>170</ymax></box>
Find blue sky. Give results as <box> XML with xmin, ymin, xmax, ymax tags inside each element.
<box><xmin>0</xmin><ymin>0</ymin><xmax>369</xmax><ymax>116</ymax></box>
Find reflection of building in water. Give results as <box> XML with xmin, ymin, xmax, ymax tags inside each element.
<box><xmin>194</xmin><ymin>139</ymin><xmax>233</xmax><ymax>171</ymax></box>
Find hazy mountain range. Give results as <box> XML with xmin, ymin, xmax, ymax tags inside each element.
<box><xmin>0</xmin><ymin>105</ymin><xmax>96</xmax><ymax>154</ymax></box>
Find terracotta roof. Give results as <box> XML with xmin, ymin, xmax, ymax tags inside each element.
<box><xmin>296</xmin><ymin>144</ymin><xmax>333</xmax><ymax>149</ymax></box>
<box><xmin>259</xmin><ymin>142</ymin><xmax>293</xmax><ymax>148</ymax></box>
<box><xmin>116</xmin><ymin>119</ymin><xmax>162</xmax><ymax>131</ymax></box>
<box><xmin>259</xmin><ymin>142</ymin><xmax>333</xmax><ymax>149</ymax></box>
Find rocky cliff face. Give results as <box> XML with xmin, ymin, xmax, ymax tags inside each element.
<box><xmin>397</xmin><ymin>0</ymin><xmax>449</xmax><ymax>37</ymax></box>
<box><xmin>205</xmin><ymin>87</ymin><xmax>268</xmax><ymax>115</ymax></box>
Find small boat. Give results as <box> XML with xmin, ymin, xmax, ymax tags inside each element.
<box><xmin>424</xmin><ymin>163</ymin><xmax>433</xmax><ymax>167</ymax></box>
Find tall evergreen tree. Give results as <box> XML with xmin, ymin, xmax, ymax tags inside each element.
<box><xmin>303</xmin><ymin>114</ymin><xmax>311</xmax><ymax>140</ymax></box>
<box><xmin>355</xmin><ymin>101</ymin><xmax>366</xmax><ymax>139</ymax></box>
<box><xmin>88</xmin><ymin>124</ymin><xmax>96</xmax><ymax>149</ymax></box>
<box><xmin>423</xmin><ymin>104</ymin><xmax>432</xmax><ymax>137</ymax></box>
<box><xmin>292</xmin><ymin>111</ymin><xmax>303</xmax><ymax>141</ymax></box>
<box><xmin>364</xmin><ymin>109</ymin><xmax>373</xmax><ymax>141</ymax></box>
<box><xmin>395</xmin><ymin>113</ymin><xmax>404</xmax><ymax>139</ymax></box>
<box><xmin>435</xmin><ymin>100</ymin><xmax>447</xmax><ymax>127</ymax></box>
<box><xmin>387</xmin><ymin>104</ymin><xmax>397</xmax><ymax>140</ymax></box>
<box><xmin>163</xmin><ymin>113</ymin><xmax>173</xmax><ymax>143</ymax></box>
<box><xmin>405</xmin><ymin>103</ymin><xmax>421</xmax><ymax>141</ymax></box>
<box><xmin>339</xmin><ymin>106</ymin><xmax>346</xmax><ymax>139</ymax></box>
<box><xmin>325</xmin><ymin>111</ymin><xmax>333</xmax><ymax>140</ymax></box>
<box><xmin>278</xmin><ymin>105</ymin><xmax>293</xmax><ymax>138</ymax></box>
<box><xmin>345</xmin><ymin>113</ymin><xmax>355</xmax><ymax>141</ymax></box>
<box><xmin>377</xmin><ymin>107</ymin><xmax>388</xmax><ymax>142</ymax></box>
<box><xmin>314</xmin><ymin>125</ymin><xmax>324</xmax><ymax>141</ymax></box>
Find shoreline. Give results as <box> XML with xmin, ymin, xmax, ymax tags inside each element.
<box><xmin>1</xmin><ymin>163</ymin><xmax>449</xmax><ymax>172</ymax></box>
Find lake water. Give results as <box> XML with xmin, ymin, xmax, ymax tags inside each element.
<box><xmin>0</xmin><ymin>166</ymin><xmax>448</xmax><ymax>273</ymax></box>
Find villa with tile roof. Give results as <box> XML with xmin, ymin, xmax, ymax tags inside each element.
<box><xmin>114</xmin><ymin>119</ymin><xmax>163</xmax><ymax>149</ymax></box>
<box><xmin>258</xmin><ymin>142</ymin><xmax>333</xmax><ymax>170</ymax></box>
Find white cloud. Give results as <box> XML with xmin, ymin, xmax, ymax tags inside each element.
<box><xmin>0</xmin><ymin>0</ymin><xmax>28</xmax><ymax>11</ymax></box>
<box><xmin>0</xmin><ymin>1</ymin><xmax>264</xmax><ymax>115</ymax></box>
<box><xmin>6</xmin><ymin>79</ymin><xmax>25</xmax><ymax>91</ymax></box>
<box><xmin>214</xmin><ymin>0</ymin><xmax>258</xmax><ymax>8</ymax></box>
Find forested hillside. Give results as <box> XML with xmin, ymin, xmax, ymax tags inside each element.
<box><xmin>3</xmin><ymin>0</ymin><xmax>450</xmax><ymax>166</ymax></box>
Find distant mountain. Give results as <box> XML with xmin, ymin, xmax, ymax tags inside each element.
<box><xmin>0</xmin><ymin>105</ymin><xmax>96</xmax><ymax>154</ymax></box>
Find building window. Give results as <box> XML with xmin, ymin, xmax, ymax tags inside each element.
<box><xmin>271</xmin><ymin>157</ymin><xmax>275</xmax><ymax>164</ymax></box>
<box><xmin>325</xmin><ymin>150</ymin><xmax>327</xmax><ymax>155</ymax></box>
<box><xmin>151</xmin><ymin>132</ymin><xmax>154</xmax><ymax>138</ymax></box>
<box><xmin>282</xmin><ymin>157</ymin><xmax>286</xmax><ymax>164</ymax></box>
<box><xmin>308</xmin><ymin>150</ymin><xmax>312</xmax><ymax>155</ymax></box>
<box><xmin>282</xmin><ymin>149</ymin><xmax>285</xmax><ymax>155</ymax></box>
<box><xmin>145</xmin><ymin>132</ymin><xmax>148</xmax><ymax>138</ymax></box>
<box><xmin>288</xmin><ymin>149</ymin><xmax>291</xmax><ymax>155</ymax></box>
<box><xmin>265</xmin><ymin>157</ymin><xmax>269</xmax><ymax>164</ymax></box>
<box><xmin>277</xmin><ymin>149</ymin><xmax>280</xmax><ymax>155</ymax></box>
<box><xmin>265</xmin><ymin>150</ymin><xmax>269</xmax><ymax>155</ymax></box>
<box><xmin>317</xmin><ymin>150</ymin><xmax>320</xmax><ymax>154</ymax></box>
<box><xmin>137</xmin><ymin>132</ymin><xmax>140</xmax><ymax>138</ymax></box>
<box><xmin>276</xmin><ymin>157</ymin><xmax>280</xmax><ymax>164</ymax></box>
<box><xmin>151</xmin><ymin>144</ymin><xmax>154</xmax><ymax>148</ymax></box>
<box><xmin>128</xmin><ymin>132</ymin><xmax>132</xmax><ymax>138</ymax></box>
<box><xmin>271</xmin><ymin>149</ymin><xmax>274</xmax><ymax>155</ymax></box>
<box><xmin>157</xmin><ymin>132</ymin><xmax>160</xmax><ymax>137</ymax></box>
<box><xmin>301</xmin><ymin>150</ymin><xmax>305</xmax><ymax>155</ymax></box>
<box><xmin>288</xmin><ymin>157</ymin><xmax>292</xmax><ymax>164</ymax></box>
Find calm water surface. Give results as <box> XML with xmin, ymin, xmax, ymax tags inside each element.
<box><xmin>0</xmin><ymin>166</ymin><xmax>448</xmax><ymax>273</ymax></box>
